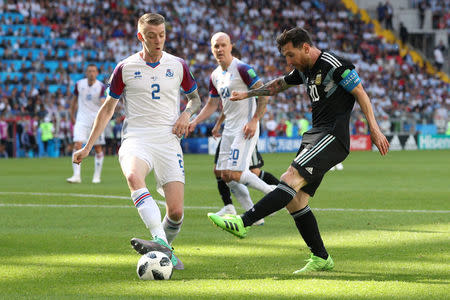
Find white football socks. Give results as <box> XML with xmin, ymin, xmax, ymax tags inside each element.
<box><xmin>162</xmin><ymin>215</ymin><xmax>183</xmax><ymax>245</ymax></box>
<box><xmin>93</xmin><ymin>152</ymin><xmax>104</xmax><ymax>179</ymax></box>
<box><xmin>72</xmin><ymin>151</ymin><xmax>81</xmax><ymax>177</ymax></box>
<box><xmin>226</xmin><ymin>181</ymin><xmax>254</xmax><ymax>210</ymax></box>
<box><xmin>131</xmin><ymin>188</ymin><xmax>167</xmax><ymax>243</ymax></box>
<box><xmin>239</xmin><ymin>169</ymin><xmax>275</xmax><ymax>194</ymax></box>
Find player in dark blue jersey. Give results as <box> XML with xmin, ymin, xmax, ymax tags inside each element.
<box><xmin>208</xmin><ymin>27</ymin><xmax>389</xmax><ymax>274</ymax></box>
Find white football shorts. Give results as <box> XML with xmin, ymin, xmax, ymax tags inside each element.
<box><xmin>73</xmin><ymin>122</ymin><xmax>105</xmax><ymax>145</ymax></box>
<box><xmin>216</xmin><ymin>127</ymin><xmax>259</xmax><ymax>172</ymax></box>
<box><xmin>118</xmin><ymin>133</ymin><xmax>185</xmax><ymax>197</ymax></box>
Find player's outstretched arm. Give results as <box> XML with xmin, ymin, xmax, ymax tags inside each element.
<box><xmin>174</xmin><ymin>89</ymin><xmax>202</xmax><ymax>138</ymax></box>
<box><xmin>69</xmin><ymin>95</ymin><xmax>78</xmax><ymax>125</ymax></box>
<box><xmin>352</xmin><ymin>84</ymin><xmax>390</xmax><ymax>156</ymax></box>
<box><xmin>230</xmin><ymin>77</ymin><xmax>290</xmax><ymax>101</ymax></box>
<box><xmin>73</xmin><ymin>96</ymin><xmax>118</xmax><ymax>164</ymax></box>
<box><xmin>211</xmin><ymin>111</ymin><xmax>225</xmax><ymax>138</ymax></box>
<box><xmin>188</xmin><ymin>96</ymin><xmax>220</xmax><ymax>136</ymax></box>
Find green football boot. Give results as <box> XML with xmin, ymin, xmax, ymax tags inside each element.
<box><xmin>207</xmin><ymin>213</ymin><xmax>248</xmax><ymax>238</ymax></box>
<box><xmin>131</xmin><ymin>237</ymin><xmax>184</xmax><ymax>270</ymax></box>
<box><xmin>293</xmin><ymin>254</ymin><xmax>334</xmax><ymax>274</ymax></box>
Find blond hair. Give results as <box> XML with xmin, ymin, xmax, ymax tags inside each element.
<box><xmin>137</xmin><ymin>13</ymin><xmax>165</xmax><ymax>32</ymax></box>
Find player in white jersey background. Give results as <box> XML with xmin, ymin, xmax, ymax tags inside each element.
<box><xmin>72</xmin><ymin>13</ymin><xmax>201</xmax><ymax>270</ymax></box>
<box><xmin>189</xmin><ymin>32</ymin><xmax>275</xmax><ymax>224</ymax></box>
<box><xmin>67</xmin><ymin>64</ymin><xmax>106</xmax><ymax>184</ymax></box>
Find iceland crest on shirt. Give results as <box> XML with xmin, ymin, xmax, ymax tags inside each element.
<box><xmin>166</xmin><ymin>69</ymin><xmax>174</xmax><ymax>77</ymax></box>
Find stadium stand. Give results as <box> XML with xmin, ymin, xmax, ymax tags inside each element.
<box><xmin>0</xmin><ymin>0</ymin><xmax>448</xmax><ymax>158</ymax></box>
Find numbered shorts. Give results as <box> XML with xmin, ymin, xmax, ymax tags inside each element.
<box><xmin>214</xmin><ymin>139</ymin><xmax>264</xmax><ymax>169</ymax></box>
<box><xmin>118</xmin><ymin>134</ymin><xmax>185</xmax><ymax>197</ymax></box>
<box><xmin>293</xmin><ymin>132</ymin><xmax>348</xmax><ymax>197</ymax></box>
<box><xmin>73</xmin><ymin>122</ymin><xmax>105</xmax><ymax>145</ymax></box>
<box><xmin>216</xmin><ymin>128</ymin><xmax>259</xmax><ymax>172</ymax></box>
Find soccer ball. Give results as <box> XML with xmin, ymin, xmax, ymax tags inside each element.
<box><xmin>136</xmin><ymin>251</ymin><xmax>173</xmax><ymax>280</ymax></box>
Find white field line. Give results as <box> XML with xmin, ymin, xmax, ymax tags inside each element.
<box><xmin>0</xmin><ymin>192</ymin><xmax>449</xmax><ymax>213</ymax></box>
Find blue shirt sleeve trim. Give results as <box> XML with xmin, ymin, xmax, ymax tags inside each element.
<box><xmin>248</xmin><ymin>77</ymin><xmax>260</xmax><ymax>88</ymax></box>
<box><xmin>210</xmin><ymin>93</ymin><xmax>220</xmax><ymax>98</ymax></box>
<box><xmin>109</xmin><ymin>90</ymin><xmax>121</xmax><ymax>99</ymax></box>
<box><xmin>183</xmin><ymin>83</ymin><xmax>198</xmax><ymax>94</ymax></box>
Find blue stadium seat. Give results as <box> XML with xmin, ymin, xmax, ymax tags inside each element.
<box><xmin>70</xmin><ymin>73</ymin><xmax>84</xmax><ymax>82</ymax></box>
<box><xmin>0</xmin><ymin>12</ymin><xmax>24</xmax><ymax>22</ymax></box>
<box><xmin>48</xmin><ymin>84</ymin><xmax>67</xmax><ymax>94</ymax></box>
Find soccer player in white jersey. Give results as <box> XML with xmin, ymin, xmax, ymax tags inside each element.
<box><xmin>189</xmin><ymin>32</ymin><xmax>275</xmax><ymax>223</ymax></box>
<box><xmin>67</xmin><ymin>64</ymin><xmax>106</xmax><ymax>184</ymax></box>
<box><xmin>73</xmin><ymin>13</ymin><xmax>201</xmax><ymax>270</ymax></box>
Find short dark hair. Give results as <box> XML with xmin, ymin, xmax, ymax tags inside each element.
<box><xmin>86</xmin><ymin>64</ymin><xmax>98</xmax><ymax>70</ymax></box>
<box><xmin>276</xmin><ymin>27</ymin><xmax>313</xmax><ymax>52</ymax></box>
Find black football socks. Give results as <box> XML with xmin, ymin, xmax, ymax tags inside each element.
<box><xmin>259</xmin><ymin>170</ymin><xmax>280</xmax><ymax>185</ymax></box>
<box><xmin>291</xmin><ymin>205</ymin><xmax>328</xmax><ymax>260</ymax></box>
<box><xmin>216</xmin><ymin>176</ymin><xmax>232</xmax><ymax>205</ymax></box>
<box><xmin>241</xmin><ymin>181</ymin><xmax>296</xmax><ymax>226</ymax></box>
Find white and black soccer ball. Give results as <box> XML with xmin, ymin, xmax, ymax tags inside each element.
<box><xmin>136</xmin><ymin>251</ymin><xmax>173</xmax><ymax>280</ymax></box>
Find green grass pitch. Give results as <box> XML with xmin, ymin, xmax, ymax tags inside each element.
<box><xmin>0</xmin><ymin>150</ymin><xmax>449</xmax><ymax>299</ymax></box>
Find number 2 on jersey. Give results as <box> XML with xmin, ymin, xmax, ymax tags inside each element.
<box><xmin>151</xmin><ymin>84</ymin><xmax>160</xmax><ymax>99</ymax></box>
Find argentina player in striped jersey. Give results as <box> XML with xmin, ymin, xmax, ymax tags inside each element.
<box><xmin>208</xmin><ymin>27</ymin><xmax>390</xmax><ymax>274</ymax></box>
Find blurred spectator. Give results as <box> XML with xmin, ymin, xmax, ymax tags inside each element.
<box><xmin>285</xmin><ymin>119</ymin><xmax>294</xmax><ymax>137</ymax></box>
<box><xmin>265</xmin><ymin>113</ymin><xmax>277</xmax><ymax>137</ymax></box>
<box><xmin>39</xmin><ymin>115</ymin><xmax>54</xmax><ymax>156</ymax></box>
<box><xmin>379</xmin><ymin>114</ymin><xmax>392</xmax><ymax>134</ymax></box>
<box><xmin>0</xmin><ymin>114</ymin><xmax>8</xmax><ymax>145</ymax></box>
<box><xmin>399</xmin><ymin>22</ymin><xmax>408</xmax><ymax>45</ymax></box>
<box><xmin>377</xmin><ymin>2</ymin><xmax>386</xmax><ymax>24</ymax></box>
<box><xmin>384</xmin><ymin>1</ymin><xmax>394</xmax><ymax>30</ymax></box>
<box><xmin>56</xmin><ymin>114</ymin><xmax>71</xmax><ymax>156</ymax></box>
<box><xmin>297</xmin><ymin>114</ymin><xmax>310</xmax><ymax>136</ymax></box>
<box><xmin>418</xmin><ymin>0</ymin><xmax>427</xmax><ymax>29</ymax></box>
<box><xmin>433</xmin><ymin>41</ymin><xmax>445</xmax><ymax>71</ymax></box>
<box><xmin>276</xmin><ymin>118</ymin><xmax>287</xmax><ymax>136</ymax></box>
<box><xmin>354</xmin><ymin>114</ymin><xmax>368</xmax><ymax>135</ymax></box>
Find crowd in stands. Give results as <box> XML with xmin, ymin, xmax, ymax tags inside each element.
<box><xmin>0</xmin><ymin>0</ymin><xmax>448</xmax><ymax>158</ymax></box>
<box><xmin>412</xmin><ymin>0</ymin><xmax>450</xmax><ymax>30</ymax></box>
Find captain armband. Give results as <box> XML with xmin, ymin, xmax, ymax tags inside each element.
<box><xmin>338</xmin><ymin>69</ymin><xmax>361</xmax><ymax>93</ymax></box>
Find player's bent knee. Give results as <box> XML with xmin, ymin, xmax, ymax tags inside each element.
<box><xmin>229</xmin><ymin>171</ymin><xmax>242</xmax><ymax>182</ymax></box>
<box><xmin>221</xmin><ymin>173</ymin><xmax>231</xmax><ymax>183</ymax></box>
<box><xmin>167</xmin><ymin>208</ymin><xmax>183</xmax><ymax>222</ymax></box>
<box><xmin>280</xmin><ymin>166</ymin><xmax>306</xmax><ymax>191</ymax></box>
<box><xmin>126</xmin><ymin>172</ymin><xmax>144</xmax><ymax>190</ymax></box>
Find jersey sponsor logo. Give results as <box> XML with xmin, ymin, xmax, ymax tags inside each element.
<box><xmin>134</xmin><ymin>71</ymin><xmax>142</xmax><ymax>78</ymax></box>
<box><xmin>166</xmin><ymin>69</ymin><xmax>174</xmax><ymax>77</ymax></box>
<box><xmin>247</xmin><ymin>69</ymin><xmax>257</xmax><ymax>78</ymax></box>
